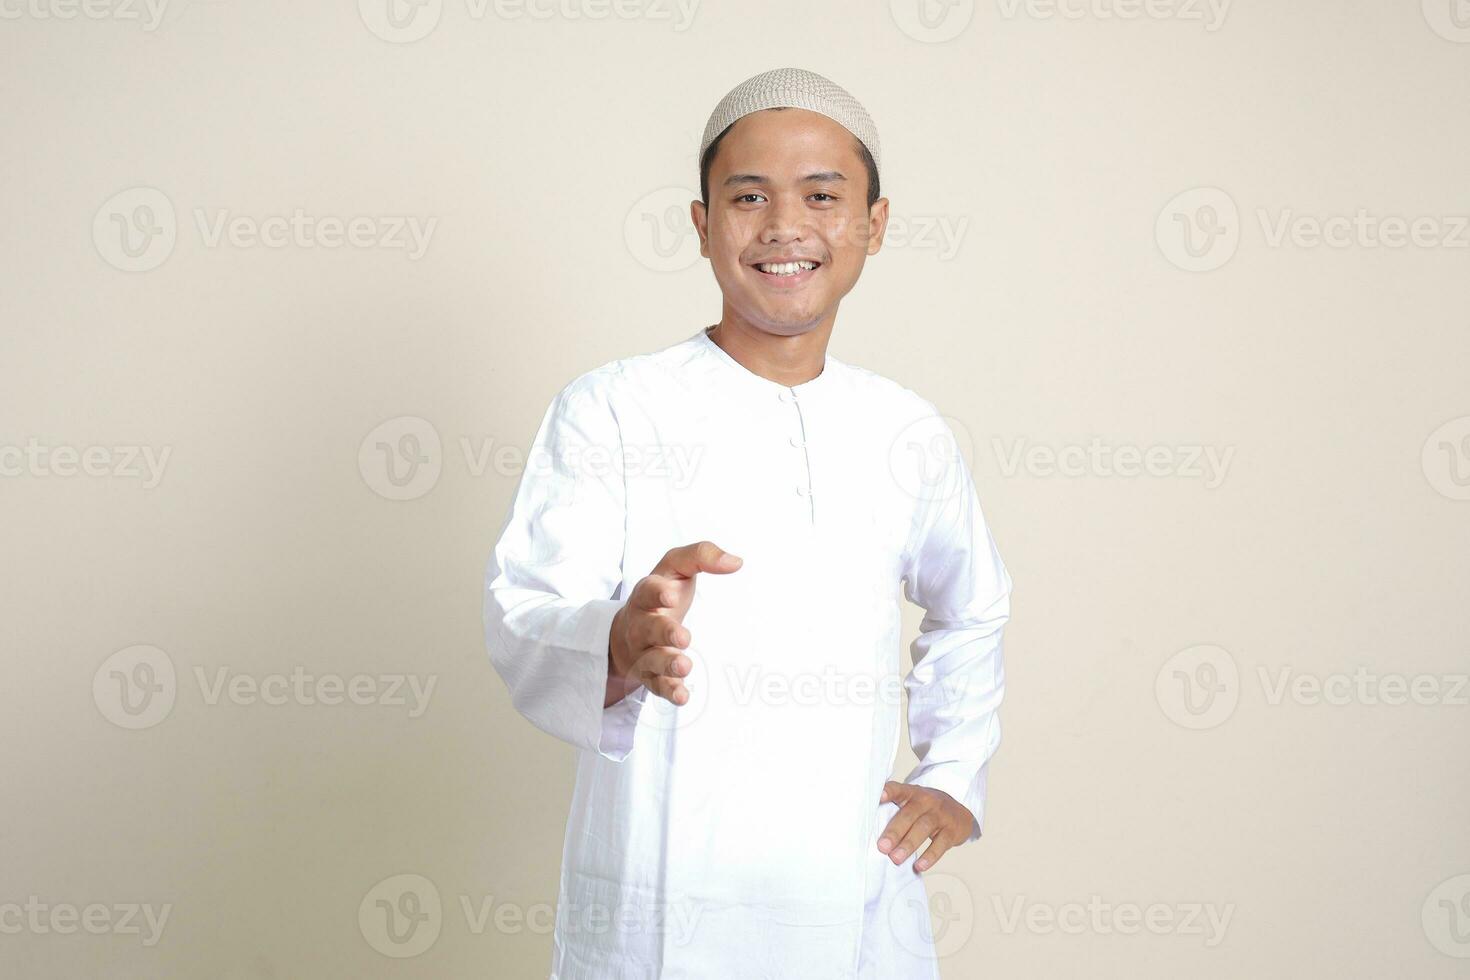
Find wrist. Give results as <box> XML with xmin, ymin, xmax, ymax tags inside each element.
<box><xmin>604</xmin><ymin>608</ymin><xmax>631</xmax><ymax>707</ymax></box>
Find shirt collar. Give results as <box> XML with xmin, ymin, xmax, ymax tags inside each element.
<box><xmin>693</xmin><ymin>325</ymin><xmax>836</xmax><ymax>399</ymax></box>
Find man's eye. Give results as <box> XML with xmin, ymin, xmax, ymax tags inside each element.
<box><xmin>811</xmin><ymin>193</ymin><xmax>836</xmax><ymax>202</ymax></box>
<box><xmin>736</xmin><ymin>193</ymin><xmax>765</xmax><ymax>204</ymax></box>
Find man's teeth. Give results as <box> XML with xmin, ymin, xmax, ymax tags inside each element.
<box><xmin>757</xmin><ymin>261</ymin><xmax>818</xmax><ymax>276</ymax></box>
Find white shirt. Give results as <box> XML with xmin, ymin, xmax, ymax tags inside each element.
<box><xmin>484</xmin><ymin>326</ymin><xmax>1012</xmax><ymax>979</ymax></box>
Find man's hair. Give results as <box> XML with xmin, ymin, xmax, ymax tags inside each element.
<box><xmin>699</xmin><ymin>107</ymin><xmax>881</xmax><ymax>211</ymax></box>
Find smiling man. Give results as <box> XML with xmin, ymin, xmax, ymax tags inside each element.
<box><xmin>485</xmin><ymin>67</ymin><xmax>1012</xmax><ymax>979</ymax></box>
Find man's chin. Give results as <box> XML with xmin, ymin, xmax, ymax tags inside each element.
<box><xmin>746</xmin><ymin>315</ymin><xmax>822</xmax><ymax>338</ymax></box>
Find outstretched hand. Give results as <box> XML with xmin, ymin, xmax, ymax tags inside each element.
<box><xmin>606</xmin><ymin>540</ymin><xmax>742</xmax><ymax>708</ymax></box>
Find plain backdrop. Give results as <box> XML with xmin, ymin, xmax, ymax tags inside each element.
<box><xmin>3</xmin><ymin>0</ymin><xmax>1469</xmax><ymax>977</ymax></box>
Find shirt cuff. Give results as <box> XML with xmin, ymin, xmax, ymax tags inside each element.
<box><xmin>906</xmin><ymin>761</ymin><xmax>988</xmax><ymax>843</ymax></box>
<box><xmin>599</xmin><ymin>685</ymin><xmax>649</xmax><ymax>760</ymax></box>
<box><xmin>580</xmin><ymin>597</ymin><xmax>647</xmax><ymax>762</ymax></box>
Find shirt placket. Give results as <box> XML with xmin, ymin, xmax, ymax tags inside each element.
<box><xmin>776</xmin><ymin>386</ymin><xmax>815</xmax><ymax>527</ymax></box>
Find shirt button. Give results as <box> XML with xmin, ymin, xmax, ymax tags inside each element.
<box><xmin>796</xmin><ymin>485</ymin><xmax>810</xmax><ymax>496</ymax></box>
<box><xmin>778</xmin><ymin>390</ymin><xmax>796</xmax><ymax>404</ymax></box>
<box><xmin>789</xmin><ymin>435</ymin><xmax>805</xmax><ymax>448</ymax></box>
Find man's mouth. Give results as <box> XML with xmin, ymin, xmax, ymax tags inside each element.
<box><xmin>751</xmin><ymin>259</ymin><xmax>821</xmax><ymax>285</ymax></box>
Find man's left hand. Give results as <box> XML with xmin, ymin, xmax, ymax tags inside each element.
<box><xmin>876</xmin><ymin>781</ymin><xmax>974</xmax><ymax>871</ymax></box>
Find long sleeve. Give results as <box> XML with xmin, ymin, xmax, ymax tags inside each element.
<box><xmin>483</xmin><ymin>374</ymin><xmax>649</xmax><ymax>761</ymax></box>
<box><xmin>898</xmin><ymin>404</ymin><xmax>1012</xmax><ymax>843</ymax></box>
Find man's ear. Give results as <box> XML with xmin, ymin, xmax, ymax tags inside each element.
<box><xmin>866</xmin><ymin>197</ymin><xmax>890</xmax><ymax>256</ymax></box>
<box><xmin>691</xmin><ymin>199</ymin><xmax>709</xmax><ymax>258</ymax></box>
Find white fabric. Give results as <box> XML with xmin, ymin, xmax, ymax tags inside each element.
<box><xmin>484</xmin><ymin>326</ymin><xmax>1011</xmax><ymax>979</ymax></box>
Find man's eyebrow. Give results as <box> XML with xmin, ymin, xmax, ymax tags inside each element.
<box><xmin>721</xmin><ymin>171</ymin><xmax>848</xmax><ymax>188</ymax></box>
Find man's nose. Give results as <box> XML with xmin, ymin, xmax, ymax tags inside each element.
<box><xmin>760</xmin><ymin>193</ymin><xmax>808</xmax><ymax>243</ymax></box>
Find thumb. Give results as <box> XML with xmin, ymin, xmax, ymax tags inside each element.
<box><xmin>657</xmin><ymin>540</ymin><xmax>744</xmax><ymax>578</ymax></box>
<box><xmin>700</xmin><ymin>545</ymin><xmax>743</xmax><ymax>574</ymax></box>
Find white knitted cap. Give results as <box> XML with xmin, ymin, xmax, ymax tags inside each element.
<box><xmin>699</xmin><ymin>67</ymin><xmax>881</xmax><ymax>178</ymax></box>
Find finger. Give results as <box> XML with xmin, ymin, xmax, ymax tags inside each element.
<box><xmin>654</xmin><ymin>540</ymin><xmax>743</xmax><ymax>579</ymax></box>
<box><xmin>631</xmin><ymin>646</ymin><xmax>692</xmax><ymax>684</ymax></box>
<box><xmin>877</xmin><ymin>799</ymin><xmax>923</xmax><ymax>854</ymax></box>
<box><xmin>914</xmin><ymin>831</ymin><xmax>955</xmax><ymax>872</ymax></box>
<box><xmin>880</xmin><ymin>779</ymin><xmax>911</xmax><ymax>806</ymax></box>
<box><xmin>646</xmin><ymin>673</ymin><xmax>689</xmax><ymax>705</ymax></box>
<box><xmin>890</xmin><ymin>813</ymin><xmax>940</xmax><ymax>865</ymax></box>
<box><xmin>630</xmin><ymin>574</ymin><xmax>680</xmax><ymax>611</ymax></box>
<box><xmin>631</xmin><ymin>611</ymin><xmax>690</xmax><ymax>653</ymax></box>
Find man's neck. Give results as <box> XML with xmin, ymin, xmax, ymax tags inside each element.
<box><xmin>705</xmin><ymin>316</ymin><xmax>833</xmax><ymax>388</ymax></box>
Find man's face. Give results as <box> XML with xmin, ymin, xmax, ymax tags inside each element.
<box><xmin>692</xmin><ymin>108</ymin><xmax>888</xmax><ymax>338</ymax></box>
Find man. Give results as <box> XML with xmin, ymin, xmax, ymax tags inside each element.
<box><xmin>484</xmin><ymin>67</ymin><xmax>1012</xmax><ymax>979</ymax></box>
